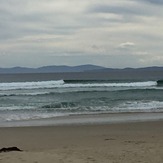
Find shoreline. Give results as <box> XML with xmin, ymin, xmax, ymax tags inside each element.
<box><xmin>0</xmin><ymin>120</ymin><xmax>163</xmax><ymax>162</ymax></box>
<box><xmin>1</xmin><ymin>112</ymin><xmax>163</xmax><ymax>127</ymax></box>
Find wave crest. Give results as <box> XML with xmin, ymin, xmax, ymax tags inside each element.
<box><xmin>0</xmin><ymin>80</ymin><xmax>64</xmax><ymax>90</ymax></box>
<box><xmin>0</xmin><ymin>80</ymin><xmax>158</xmax><ymax>90</ymax></box>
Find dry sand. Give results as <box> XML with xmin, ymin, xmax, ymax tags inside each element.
<box><xmin>0</xmin><ymin>121</ymin><xmax>163</xmax><ymax>163</ymax></box>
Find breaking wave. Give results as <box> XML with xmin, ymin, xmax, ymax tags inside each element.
<box><xmin>0</xmin><ymin>80</ymin><xmax>158</xmax><ymax>90</ymax></box>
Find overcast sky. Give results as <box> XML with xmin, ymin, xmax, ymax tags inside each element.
<box><xmin>0</xmin><ymin>0</ymin><xmax>163</xmax><ymax>68</ymax></box>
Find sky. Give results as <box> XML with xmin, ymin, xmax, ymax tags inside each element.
<box><xmin>0</xmin><ymin>0</ymin><xmax>163</xmax><ymax>68</ymax></box>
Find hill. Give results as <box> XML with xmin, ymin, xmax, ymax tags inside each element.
<box><xmin>0</xmin><ymin>64</ymin><xmax>105</xmax><ymax>74</ymax></box>
<box><xmin>0</xmin><ymin>65</ymin><xmax>163</xmax><ymax>74</ymax></box>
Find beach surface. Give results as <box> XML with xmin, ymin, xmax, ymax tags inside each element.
<box><xmin>0</xmin><ymin>120</ymin><xmax>163</xmax><ymax>163</ymax></box>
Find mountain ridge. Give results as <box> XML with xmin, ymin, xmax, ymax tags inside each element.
<box><xmin>0</xmin><ymin>64</ymin><xmax>105</xmax><ymax>74</ymax></box>
<box><xmin>0</xmin><ymin>64</ymin><xmax>163</xmax><ymax>74</ymax></box>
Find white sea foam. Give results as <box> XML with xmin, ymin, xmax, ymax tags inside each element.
<box><xmin>0</xmin><ymin>106</ymin><xmax>36</xmax><ymax>111</ymax></box>
<box><xmin>0</xmin><ymin>80</ymin><xmax>64</xmax><ymax>90</ymax></box>
<box><xmin>116</xmin><ymin>101</ymin><xmax>163</xmax><ymax>112</ymax></box>
<box><xmin>4</xmin><ymin>113</ymin><xmax>67</xmax><ymax>122</ymax></box>
<box><xmin>1</xmin><ymin>100</ymin><xmax>163</xmax><ymax>123</ymax></box>
<box><xmin>0</xmin><ymin>80</ymin><xmax>157</xmax><ymax>90</ymax></box>
<box><xmin>63</xmin><ymin>81</ymin><xmax>157</xmax><ymax>88</ymax></box>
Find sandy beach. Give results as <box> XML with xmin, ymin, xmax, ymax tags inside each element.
<box><xmin>0</xmin><ymin>120</ymin><xmax>163</xmax><ymax>163</ymax></box>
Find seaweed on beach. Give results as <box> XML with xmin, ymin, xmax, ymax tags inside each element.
<box><xmin>0</xmin><ymin>147</ymin><xmax>22</xmax><ymax>153</ymax></box>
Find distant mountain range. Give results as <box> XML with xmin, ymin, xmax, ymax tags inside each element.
<box><xmin>0</xmin><ymin>64</ymin><xmax>105</xmax><ymax>74</ymax></box>
<box><xmin>0</xmin><ymin>64</ymin><xmax>163</xmax><ymax>74</ymax></box>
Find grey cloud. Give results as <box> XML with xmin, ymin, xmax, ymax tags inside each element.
<box><xmin>89</xmin><ymin>3</ymin><xmax>150</xmax><ymax>16</ymax></box>
<box><xmin>87</xmin><ymin>4</ymin><xmax>149</xmax><ymax>25</ymax></box>
<box><xmin>0</xmin><ymin>10</ymin><xmax>79</xmax><ymax>41</ymax></box>
<box><xmin>88</xmin><ymin>1</ymin><xmax>163</xmax><ymax>18</ymax></box>
<box><xmin>138</xmin><ymin>0</ymin><xmax>163</xmax><ymax>5</ymax></box>
<box><xmin>0</xmin><ymin>0</ymin><xmax>84</xmax><ymax>41</ymax></box>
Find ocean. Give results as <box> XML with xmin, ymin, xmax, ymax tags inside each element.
<box><xmin>0</xmin><ymin>73</ymin><xmax>163</xmax><ymax>127</ymax></box>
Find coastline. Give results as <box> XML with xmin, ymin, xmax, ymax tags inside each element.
<box><xmin>0</xmin><ymin>119</ymin><xmax>163</xmax><ymax>163</ymax></box>
<box><xmin>1</xmin><ymin>112</ymin><xmax>163</xmax><ymax>127</ymax></box>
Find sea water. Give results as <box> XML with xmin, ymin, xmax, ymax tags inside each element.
<box><xmin>0</xmin><ymin>74</ymin><xmax>163</xmax><ymax>126</ymax></box>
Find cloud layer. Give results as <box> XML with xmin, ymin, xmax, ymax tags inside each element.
<box><xmin>0</xmin><ymin>0</ymin><xmax>163</xmax><ymax>68</ymax></box>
